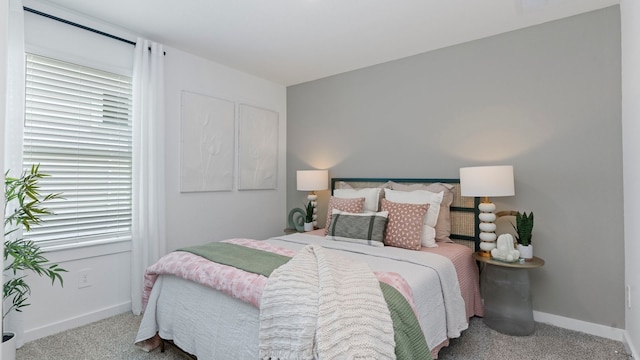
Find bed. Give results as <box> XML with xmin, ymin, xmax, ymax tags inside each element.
<box><xmin>135</xmin><ymin>178</ymin><xmax>484</xmax><ymax>359</ymax></box>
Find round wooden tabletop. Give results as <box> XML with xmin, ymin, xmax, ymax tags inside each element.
<box><xmin>473</xmin><ymin>252</ymin><xmax>545</xmax><ymax>269</ymax></box>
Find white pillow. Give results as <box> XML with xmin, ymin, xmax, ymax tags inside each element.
<box><xmin>420</xmin><ymin>225</ymin><xmax>438</xmax><ymax>248</ymax></box>
<box><xmin>384</xmin><ymin>189</ymin><xmax>443</xmax><ymax>248</ymax></box>
<box><xmin>333</xmin><ymin>188</ymin><xmax>382</xmax><ymax>212</ymax></box>
<box><xmin>384</xmin><ymin>189</ymin><xmax>443</xmax><ymax>227</ymax></box>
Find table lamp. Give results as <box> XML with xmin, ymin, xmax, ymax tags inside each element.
<box><xmin>296</xmin><ymin>169</ymin><xmax>329</xmax><ymax>228</ymax></box>
<box><xmin>460</xmin><ymin>165</ymin><xmax>515</xmax><ymax>257</ymax></box>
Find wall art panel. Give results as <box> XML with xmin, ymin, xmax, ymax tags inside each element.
<box><xmin>237</xmin><ymin>104</ymin><xmax>279</xmax><ymax>190</ymax></box>
<box><xmin>180</xmin><ymin>91</ymin><xmax>235</xmax><ymax>192</ymax></box>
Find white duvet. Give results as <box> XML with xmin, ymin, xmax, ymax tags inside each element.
<box><xmin>135</xmin><ymin>233</ymin><xmax>468</xmax><ymax>359</ymax></box>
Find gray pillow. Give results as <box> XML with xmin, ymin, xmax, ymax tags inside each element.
<box><xmin>326</xmin><ymin>210</ymin><xmax>389</xmax><ymax>247</ymax></box>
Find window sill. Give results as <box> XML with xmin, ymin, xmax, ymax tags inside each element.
<box><xmin>40</xmin><ymin>237</ymin><xmax>132</xmax><ymax>264</ymax></box>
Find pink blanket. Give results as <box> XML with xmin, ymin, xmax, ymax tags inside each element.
<box><xmin>141</xmin><ymin>238</ymin><xmax>418</xmax><ymax>315</ymax></box>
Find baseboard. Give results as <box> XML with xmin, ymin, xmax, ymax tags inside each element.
<box><xmin>533</xmin><ymin>311</ymin><xmax>625</xmax><ymax>342</ymax></box>
<box><xmin>22</xmin><ymin>301</ymin><xmax>132</xmax><ymax>344</ymax></box>
<box><xmin>16</xmin><ymin>304</ymin><xmax>636</xmax><ymax>357</ymax></box>
<box><xmin>624</xmin><ymin>331</ymin><xmax>639</xmax><ymax>359</ymax></box>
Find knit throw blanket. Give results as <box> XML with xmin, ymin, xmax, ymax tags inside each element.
<box><xmin>259</xmin><ymin>244</ymin><xmax>396</xmax><ymax>360</ymax></box>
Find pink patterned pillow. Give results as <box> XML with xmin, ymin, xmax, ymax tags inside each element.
<box><xmin>381</xmin><ymin>198</ymin><xmax>429</xmax><ymax>250</ymax></box>
<box><xmin>389</xmin><ymin>182</ymin><xmax>455</xmax><ymax>242</ymax></box>
<box><xmin>324</xmin><ymin>196</ymin><xmax>365</xmax><ymax>235</ymax></box>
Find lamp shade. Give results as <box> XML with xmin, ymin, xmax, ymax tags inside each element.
<box><xmin>296</xmin><ymin>170</ymin><xmax>329</xmax><ymax>191</ymax></box>
<box><xmin>459</xmin><ymin>165</ymin><xmax>515</xmax><ymax>197</ymax></box>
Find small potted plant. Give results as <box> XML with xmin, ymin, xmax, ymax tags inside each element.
<box><xmin>3</xmin><ymin>165</ymin><xmax>66</xmax><ymax>360</ymax></box>
<box><xmin>511</xmin><ymin>211</ymin><xmax>534</xmax><ymax>261</ymax></box>
<box><xmin>303</xmin><ymin>201</ymin><xmax>314</xmax><ymax>231</ymax></box>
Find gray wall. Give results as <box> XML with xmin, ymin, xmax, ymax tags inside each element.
<box><xmin>621</xmin><ymin>0</ymin><xmax>640</xmax><ymax>353</ymax></box>
<box><xmin>287</xmin><ymin>6</ymin><xmax>623</xmax><ymax>328</ymax></box>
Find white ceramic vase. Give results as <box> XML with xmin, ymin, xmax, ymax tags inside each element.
<box><xmin>2</xmin><ymin>332</ymin><xmax>16</xmax><ymax>360</ymax></box>
<box><xmin>517</xmin><ymin>244</ymin><xmax>533</xmax><ymax>260</ymax></box>
<box><xmin>304</xmin><ymin>222</ymin><xmax>314</xmax><ymax>232</ymax></box>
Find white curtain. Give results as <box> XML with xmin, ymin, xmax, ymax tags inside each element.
<box><xmin>4</xmin><ymin>0</ymin><xmax>26</xmax><ymax>345</ymax></box>
<box><xmin>131</xmin><ymin>38</ymin><xmax>166</xmax><ymax>315</ymax></box>
<box><xmin>5</xmin><ymin>0</ymin><xmax>24</xmax><ymax>175</ymax></box>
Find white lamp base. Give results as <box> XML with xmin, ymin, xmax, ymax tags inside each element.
<box><xmin>478</xmin><ymin>201</ymin><xmax>497</xmax><ymax>256</ymax></box>
<box><xmin>308</xmin><ymin>192</ymin><xmax>318</xmax><ymax>228</ymax></box>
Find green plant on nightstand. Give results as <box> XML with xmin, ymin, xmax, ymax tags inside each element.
<box><xmin>511</xmin><ymin>211</ymin><xmax>534</xmax><ymax>246</ymax></box>
<box><xmin>304</xmin><ymin>201</ymin><xmax>314</xmax><ymax>224</ymax></box>
<box><xmin>511</xmin><ymin>211</ymin><xmax>534</xmax><ymax>260</ymax></box>
<box><xmin>303</xmin><ymin>201</ymin><xmax>315</xmax><ymax>231</ymax></box>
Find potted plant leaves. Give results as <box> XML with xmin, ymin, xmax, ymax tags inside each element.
<box><xmin>303</xmin><ymin>201</ymin><xmax>314</xmax><ymax>231</ymax></box>
<box><xmin>512</xmin><ymin>211</ymin><xmax>534</xmax><ymax>261</ymax></box>
<box><xmin>3</xmin><ymin>165</ymin><xmax>66</xmax><ymax>360</ymax></box>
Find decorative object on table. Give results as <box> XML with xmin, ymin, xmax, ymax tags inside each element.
<box><xmin>287</xmin><ymin>208</ymin><xmax>306</xmax><ymax>232</ymax></box>
<box><xmin>512</xmin><ymin>211</ymin><xmax>534</xmax><ymax>261</ymax></box>
<box><xmin>304</xmin><ymin>201</ymin><xmax>315</xmax><ymax>231</ymax></box>
<box><xmin>490</xmin><ymin>233</ymin><xmax>520</xmax><ymax>262</ymax></box>
<box><xmin>296</xmin><ymin>169</ymin><xmax>329</xmax><ymax>228</ymax></box>
<box><xmin>3</xmin><ymin>165</ymin><xmax>67</xmax><ymax>359</ymax></box>
<box><xmin>460</xmin><ymin>165</ymin><xmax>515</xmax><ymax>257</ymax></box>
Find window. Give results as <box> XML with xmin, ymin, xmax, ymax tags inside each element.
<box><xmin>22</xmin><ymin>53</ymin><xmax>133</xmax><ymax>246</ymax></box>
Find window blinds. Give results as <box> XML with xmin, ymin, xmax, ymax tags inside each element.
<box><xmin>23</xmin><ymin>53</ymin><xmax>133</xmax><ymax>244</ymax></box>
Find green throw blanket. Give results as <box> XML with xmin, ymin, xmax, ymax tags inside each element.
<box><xmin>179</xmin><ymin>242</ymin><xmax>290</xmax><ymax>277</ymax></box>
<box><xmin>178</xmin><ymin>242</ymin><xmax>432</xmax><ymax>360</ymax></box>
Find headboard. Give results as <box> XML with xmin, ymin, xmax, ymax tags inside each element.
<box><xmin>330</xmin><ymin>178</ymin><xmax>480</xmax><ymax>251</ymax></box>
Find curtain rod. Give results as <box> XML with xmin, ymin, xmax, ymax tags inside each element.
<box><xmin>23</xmin><ymin>6</ymin><xmax>137</xmax><ymax>46</ymax></box>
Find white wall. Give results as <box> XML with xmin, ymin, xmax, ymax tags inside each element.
<box><xmin>21</xmin><ymin>242</ymin><xmax>132</xmax><ymax>343</ymax></box>
<box><xmin>16</xmin><ymin>2</ymin><xmax>286</xmax><ymax>343</ymax></box>
<box><xmin>0</xmin><ymin>0</ymin><xmax>8</xmax><ymax>336</ymax></box>
<box><xmin>163</xmin><ymin>47</ymin><xmax>287</xmax><ymax>250</ymax></box>
<box><xmin>621</xmin><ymin>1</ymin><xmax>640</xmax><ymax>357</ymax></box>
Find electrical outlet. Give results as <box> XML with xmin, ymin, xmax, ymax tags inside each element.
<box><xmin>626</xmin><ymin>285</ymin><xmax>631</xmax><ymax>309</ymax></box>
<box><xmin>78</xmin><ymin>269</ymin><xmax>92</xmax><ymax>289</ymax></box>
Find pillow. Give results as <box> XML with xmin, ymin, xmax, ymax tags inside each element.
<box><xmin>324</xmin><ymin>196</ymin><xmax>366</xmax><ymax>234</ymax></box>
<box><xmin>381</xmin><ymin>199</ymin><xmax>429</xmax><ymax>250</ymax></box>
<box><xmin>420</xmin><ymin>225</ymin><xmax>437</xmax><ymax>248</ymax></box>
<box><xmin>335</xmin><ymin>181</ymin><xmax>354</xmax><ymax>189</ymax></box>
<box><xmin>384</xmin><ymin>188</ymin><xmax>443</xmax><ymax>248</ymax></box>
<box><xmin>335</xmin><ymin>181</ymin><xmax>391</xmax><ymax>190</ymax></box>
<box><xmin>333</xmin><ymin>188</ymin><xmax>382</xmax><ymax>213</ymax></box>
<box><xmin>325</xmin><ymin>210</ymin><xmax>389</xmax><ymax>247</ymax></box>
<box><xmin>384</xmin><ymin>188</ymin><xmax>442</xmax><ymax>227</ymax></box>
<box><xmin>389</xmin><ymin>182</ymin><xmax>455</xmax><ymax>242</ymax></box>
<box><xmin>336</xmin><ymin>182</ymin><xmax>390</xmax><ymax>210</ymax></box>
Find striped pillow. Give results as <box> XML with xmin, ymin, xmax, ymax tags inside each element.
<box><xmin>324</xmin><ymin>196</ymin><xmax>366</xmax><ymax>234</ymax></box>
<box><xmin>326</xmin><ymin>210</ymin><xmax>389</xmax><ymax>247</ymax></box>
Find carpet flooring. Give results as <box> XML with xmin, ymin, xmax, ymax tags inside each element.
<box><xmin>16</xmin><ymin>313</ymin><xmax>631</xmax><ymax>360</ymax></box>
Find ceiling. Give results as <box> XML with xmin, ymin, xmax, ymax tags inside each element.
<box><xmin>40</xmin><ymin>0</ymin><xmax>619</xmax><ymax>86</ymax></box>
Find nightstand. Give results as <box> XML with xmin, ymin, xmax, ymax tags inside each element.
<box><xmin>473</xmin><ymin>252</ymin><xmax>544</xmax><ymax>336</ymax></box>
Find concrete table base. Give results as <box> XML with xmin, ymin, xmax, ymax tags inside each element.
<box><xmin>481</xmin><ymin>264</ymin><xmax>535</xmax><ymax>336</ymax></box>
